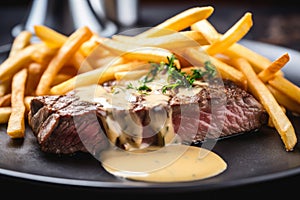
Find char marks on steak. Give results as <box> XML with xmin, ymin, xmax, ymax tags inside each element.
<box><xmin>170</xmin><ymin>80</ymin><xmax>268</xmax><ymax>143</ymax></box>
<box><xmin>28</xmin><ymin>93</ymin><xmax>109</xmax><ymax>154</ymax></box>
<box><xmin>28</xmin><ymin>79</ymin><xmax>268</xmax><ymax>154</ymax></box>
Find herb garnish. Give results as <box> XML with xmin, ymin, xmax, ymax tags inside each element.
<box><xmin>126</xmin><ymin>54</ymin><xmax>217</xmax><ymax>94</ymax></box>
<box><xmin>161</xmin><ymin>55</ymin><xmax>217</xmax><ymax>93</ymax></box>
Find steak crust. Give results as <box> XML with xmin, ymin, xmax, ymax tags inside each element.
<box><xmin>28</xmin><ymin>80</ymin><xmax>268</xmax><ymax>154</ymax></box>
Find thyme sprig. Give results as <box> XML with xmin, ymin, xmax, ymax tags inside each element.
<box><xmin>126</xmin><ymin>54</ymin><xmax>217</xmax><ymax>94</ymax></box>
<box><xmin>161</xmin><ymin>55</ymin><xmax>217</xmax><ymax>93</ymax></box>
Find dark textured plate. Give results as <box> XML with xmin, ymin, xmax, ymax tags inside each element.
<box><xmin>0</xmin><ymin>40</ymin><xmax>300</xmax><ymax>193</ymax></box>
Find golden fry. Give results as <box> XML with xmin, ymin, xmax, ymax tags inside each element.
<box><xmin>98</xmin><ymin>38</ymin><xmax>181</xmax><ymax>69</ymax></box>
<box><xmin>9</xmin><ymin>30</ymin><xmax>32</xmax><ymax>57</ymax></box>
<box><xmin>195</xmin><ymin>19</ymin><xmax>283</xmax><ymax>76</ymax></box>
<box><xmin>268</xmin><ymin>105</ymin><xmax>286</xmax><ymax>128</ymax></box>
<box><xmin>58</xmin><ymin>64</ymin><xmax>78</xmax><ymax>76</ymax></box>
<box><xmin>51</xmin><ymin>73</ymin><xmax>73</xmax><ymax>86</ymax></box>
<box><xmin>223</xmin><ymin>43</ymin><xmax>300</xmax><ymax>106</ymax></box>
<box><xmin>225</xmin><ymin>43</ymin><xmax>283</xmax><ymax>75</ymax></box>
<box><xmin>268</xmin><ymin>75</ymin><xmax>300</xmax><ymax>105</ymax></box>
<box><xmin>0</xmin><ymin>107</ymin><xmax>11</xmax><ymax>124</ymax></box>
<box><xmin>190</xmin><ymin>19</ymin><xmax>220</xmax><ymax>44</ymax></box>
<box><xmin>34</xmin><ymin>25</ymin><xmax>67</xmax><ymax>48</ymax></box>
<box><xmin>24</xmin><ymin>96</ymin><xmax>34</xmax><ymax>113</ymax></box>
<box><xmin>50</xmin><ymin>61</ymin><xmax>148</xmax><ymax>95</ymax></box>
<box><xmin>258</xmin><ymin>53</ymin><xmax>290</xmax><ymax>82</ymax></box>
<box><xmin>0</xmin><ymin>93</ymin><xmax>11</xmax><ymax>107</ymax></box>
<box><xmin>7</xmin><ymin>68</ymin><xmax>27</xmax><ymax>138</ymax></box>
<box><xmin>0</xmin><ymin>80</ymin><xmax>11</xmax><ymax>97</ymax></box>
<box><xmin>135</xmin><ymin>6</ymin><xmax>214</xmax><ymax>38</ymax></box>
<box><xmin>79</xmin><ymin>35</ymin><xmax>102</xmax><ymax>57</ymax></box>
<box><xmin>34</xmin><ymin>25</ymin><xmax>99</xmax><ymax>56</ymax></box>
<box><xmin>71</xmin><ymin>52</ymin><xmax>94</xmax><ymax>73</ymax></box>
<box><xmin>205</xmin><ymin>12</ymin><xmax>253</xmax><ymax>55</ymax></box>
<box><xmin>114</xmin><ymin>69</ymin><xmax>149</xmax><ymax>81</ymax></box>
<box><xmin>267</xmin><ymin>84</ymin><xmax>300</xmax><ymax>115</ymax></box>
<box><xmin>234</xmin><ymin>58</ymin><xmax>297</xmax><ymax>151</ymax></box>
<box><xmin>25</xmin><ymin>63</ymin><xmax>45</xmax><ymax>96</ymax></box>
<box><xmin>0</xmin><ymin>44</ymin><xmax>36</xmax><ymax>82</ymax></box>
<box><xmin>192</xmin><ymin>18</ymin><xmax>285</xmax><ymax>77</ymax></box>
<box><xmin>36</xmin><ymin>26</ymin><xmax>93</xmax><ymax>95</ymax></box>
<box><xmin>112</xmin><ymin>31</ymin><xmax>209</xmax><ymax>49</ymax></box>
<box><xmin>34</xmin><ymin>25</ymin><xmax>94</xmax><ymax>72</ymax></box>
<box><xmin>30</xmin><ymin>43</ymin><xmax>58</xmax><ymax>65</ymax></box>
<box><xmin>183</xmin><ymin>47</ymin><xmax>247</xmax><ymax>89</ymax></box>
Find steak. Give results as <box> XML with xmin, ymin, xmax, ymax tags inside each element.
<box><xmin>28</xmin><ymin>78</ymin><xmax>268</xmax><ymax>155</ymax></box>
<box><xmin>28</xmin><ymin>93</ymin><xmax>109</xmax><ymax>155</ymax></box>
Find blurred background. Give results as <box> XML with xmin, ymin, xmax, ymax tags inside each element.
<box><xmin>0</xmin><ymin>0</ymin><xmax>299</xmax><ymax>52</ymax></box>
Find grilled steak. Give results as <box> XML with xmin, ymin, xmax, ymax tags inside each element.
<box><xmin>28</xmin><ymin>58</ymin><xmax>268</xmax><ymax>154</ymax></box>
<box><xmin>28</xmin><ymin>93</ymin><xmax>109</xmax><ymax>155</ymax></box>
<box><xmin>28</xmin><ymin>79</ymin><xmax>268</xmax><ymax>155</ymax></box>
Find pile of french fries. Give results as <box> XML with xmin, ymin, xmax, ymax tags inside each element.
<box><xmin>0</xmin><ymin>6</ymin><xmax>299</xmax><ymax>151</ymax></box>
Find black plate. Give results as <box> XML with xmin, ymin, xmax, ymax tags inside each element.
<box><xmin>0</xmin><ymin>40</ymin><xmax>300</xmax><ymax>193</ymax></box>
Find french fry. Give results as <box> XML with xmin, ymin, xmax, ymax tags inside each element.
<box><xmin>24</xmin><ymin>96</ymin><xmax>34</xmax><ymax>113</ymax></box>
<box><xmin>51</xmin><ymin>73</ymin><xmax>74</xmax><ymax>86</ymax></box>
<box><xmin>114</xmin><ymin>69</ymin><xmax>149</xmax><ymax>81</ymax></box>
<box><xmin>34</xmin><ymin>25</ymin><xmax>94</xmax><ymax>72</ymax></box>
<box><xmin>50</xmin><ymin>61</ymin><xmax>148</xmax><ymax>95</ymax></box>
<box><xmin>87</xmin><ymin>55</ymin><xmax>121</xmax><ymax>70</ymax></box>
<box><xmin>183</xmin><ymin>47</ymin><xmax>247</xmax><ymax>89</ymax></box>
<box><xmin>112</xmin><ymin>31</ymin><xmax>209</xmax><ymax>49</ymax></box>
<box><xmin>233</xmin><ymin>58</ymin><xmax>297</xmax><ymax>151</ymax></box>
<box><xmin>268</xmin><ymin>75</ymin><xmax>300</xmax><ymax>105</ymax></box>
<box><xmin>135</xmin><ymin>6</ymin><xmax>214</xmax><ymax>38</ymax></box>
<box><xmin>0</xmin><ymin>107</ymin><xmax>11</xmax><ymax>124</ymax></box>
<box><xmin>25</xmin><ymin>63</ymin><xmax>45</xmax><ymax>96</ymax></box>
<box><xmin>191</xmin><ymin>19</ymin><xmax>220</xmax><ymax>44</ymax></box>
<box><xmin>258</xmin><ymin>53</ymin><xmax>290</xmax><ymax>82</ymax></box>
<box><xmin>34</xmin><ymin>25</ymin><xmax>100</xmax><ymax>55</ymax></box>
<box><xmin>224</xmin><ymin>43</ymin><xmax>284</xmax><ymax>76</ymax></box>
<box><xmin>7</xmin><ymin>68</ymin><xmax>27</xmax><ymax>138</ymax></box>
<box><xmin>267</xmin><ymin>84</ymin><xmax>300</xmax><ymax>115</ymax></box>
<box><xmin>0</xmin><ymin>84</ymin><xmax>6</xmax><ymax>97</ymax></box>
<box><xmin>34</xmin><ymin>25</ymin><xmax>67</xmax><ymax>48</ymax></box>
<box><xmin>97</xmin><ymin>38</ymin><xmax>181</xmax><ymax>69</ymax></box>
<box><xmin>79</xmin><ymin>35</ymin><xmax>102</xmax><ymax>57</ymax></box>
<box><xmin>36</xmin><ymin>26</ymin><xmax>93</xmax><ymax>95</ymax></box>
<box><xmin>268</xmin><ymin>105</ymin><xmax>286</xmax><ymax>128</ymax></box>
<box><xmin>205</xmin><ymin>12</ymin><xmax>253</xmax><ymax>55</ymax></box>
<box><xmin>70</xmin><ymin>52</ymin><xmax>94</xmax><ymax>73</ymax></box>
<box><xmin>0</xmin><ymin>43</ymin><xmax>55</xmax><ymax>83</ymax></box>
<box><xmin>57</xmin><ymin>64</ymin><xmax>78</xmax><ymax>77</ymax></box>
<box><xmin>2</xmin><ymin>30</ymin><xmax>32</xmax><ymax>97</ymax></box>
<box><xmin>0</xmin><ymin>93</ymin><xmax>11</xmax><ymax>107</ymax></box>
<box><xmin>0</xmin><ymin>44</ymin><xmax>38</xmax><ymax>82</ymax></box>
<box><xmin>193</xmin><ymin>19</ymin><xmax>284</xmax><ymax>77</ymax></box>
<box><xmin>9</xmin><ymin>30</ymin><xmax>32</xmax><ymax>57</ymax></box>
<box><xmin>228</xmin><ymin>46</ymin><xmax>299</xmax><ymax>106</ymax></box>
<box><xmin>0</xmin><ymin>80</ymin><xmax>11</xmax><ymax>97</ymax></box>
<box><xmin>30</xmin><ymin>43</ymin><xmax>58</xmax><ymax>65</ymax></box>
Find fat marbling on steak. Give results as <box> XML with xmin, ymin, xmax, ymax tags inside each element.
<box><xmin>28</xmin><ymin>60</ymin><xmax>268</xmax><ymax>154</ymax></box>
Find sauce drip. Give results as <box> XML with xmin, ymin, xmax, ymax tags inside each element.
<box><xmin>100</xmin><ymin>144</ymin><xmax>227</xmax><ymax>182</ymax></box>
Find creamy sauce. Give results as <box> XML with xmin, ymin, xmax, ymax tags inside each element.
<box><xmin>100</xmin><ymin>144</ymin><xmax>227</xmax><ymax>182</ymax></box>
<box><xmin>177</xmin><ymin>86</ymin><xmax>203</xmax><ymax>98</ymax></box>
<box><xmin>74</xmin><ymin>73</ymin><xmax>227</xmax><ymax>183</ymax></box>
